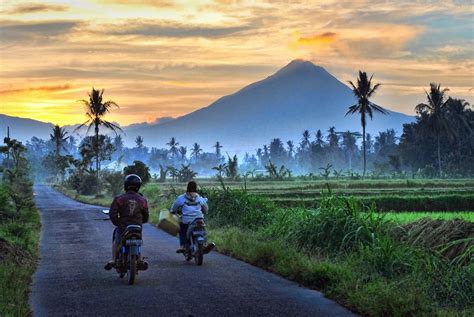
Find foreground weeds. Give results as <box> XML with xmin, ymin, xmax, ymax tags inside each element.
<box><xmin>204</xmin><ymin>187</ymin><xmax>474</xmax><ymax>316</ymax></box>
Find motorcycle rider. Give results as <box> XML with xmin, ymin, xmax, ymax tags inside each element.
<box><xmin>170</xmin><ymin>181</ymin><xmax>214</xmax><ymax>254</ymax></box>
<box><xmin>104</xmin><ymin>174</ymin><xmax>149</xmax><ymax>270</ymax></box>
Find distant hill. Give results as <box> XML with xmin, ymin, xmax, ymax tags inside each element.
<box><xmin>0</xmin><ymin>114</ymin><xmax>54</xmax><ymax>142</ymax></box>
<box><xmin>124</xmin><ymin>60</ymin><xmax>414</xmax><ymax>153</ymax></box>
<box><xmin>1</xmin><ymin>60</ymin><xmax>414</xmax><ymax>153</ymax></box>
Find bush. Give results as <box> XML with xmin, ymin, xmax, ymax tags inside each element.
<box><xmin>102</xmin><ymin>170</ymin><xmax>123</xmax><ymax>197</ymax></box>
<box><xmin>78</xmin><ymin>173</ymin><xmax>100</xmax><ymax>196</ymax></box>
<box><xmin>203</xmin><ymin>188</ymin><xmax>276</xmax><ymax>228</ymax></box>
<box><xmin>123</xmin><ymin>161</ymin><xmax>151</xmax><ymax>184</ymax></box>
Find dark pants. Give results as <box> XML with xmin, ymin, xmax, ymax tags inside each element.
<box><xmin>179</xmin><ymin>223</ymin><xmax>189</xmax><ymax>246</ymax></box>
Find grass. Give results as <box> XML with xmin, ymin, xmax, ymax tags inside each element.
<box><xmin>0</xmin><ymin>182</ymin><xmax>40</xmax><ymax>317</ymax></box>
<box><xmin>384</xmin><ymin>212</ymin><xmax>474</xmax><ymax>223</ymax></box>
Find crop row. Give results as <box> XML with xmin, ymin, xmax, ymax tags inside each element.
<box><xmin>270</xmin><ymin>194</ymin><xmax>474</xmax><ymax>212</ymax></box>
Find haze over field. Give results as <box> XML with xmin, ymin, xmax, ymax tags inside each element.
<box><xmin>0</xmin><ymin>0</ymin><xmax>473</xmax><ymax>128</ymax></box>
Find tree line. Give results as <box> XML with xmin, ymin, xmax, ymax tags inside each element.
<box><xmin>13</xmin><ymin>73</ymin><xmax>474</xmax><ymax>187</ymax></box>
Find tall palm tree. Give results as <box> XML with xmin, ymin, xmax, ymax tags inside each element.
<box><xmin>346</xmin><ymin>71</ymin><xmax>387</xmax><ymax>177</ymax></box>
<box><xmin>76</xmin><ymin>88</ymin><xmax>121</xmax><ymax>177</ymax></box>
<box><xmin>286</xmin><ymin>140</ymin><xmax>294</xmax><ymax>159</ymax></box>
<box><xmin>179</xmin><ymin>146</ymin><xmax>187</xmax><ymax>161</ymax></box>
<box><xmin>300</xmin><ymin>130</ymin><xmax>311</xmax><ymax>152</ymax></box>
<box><xmin>213</xmin><ymin>141</ymin><xmax>223</xmax><ymax>158</ymax></box>
<box><xmin>167</xmin><ymin>137</ymin><xmax>179</xmax><ymax>158</ymax></box>
<box><xmin>191</xmin><ymin>142</ymin><xmax>202</xmax><ymax>161</ymax></box>
<box><xmin>415</xmin><ymin>83</ymin><xmax>451</xmax><ymax>177</ymax></box>
<box><xmin>135</xmin><ymin>136</ymin><xmax>144</xmax><ymax>149</ymax></box>
<box><xmin>50</xmin><ymin>125</ymin><xmax>69</xmax><ymax>157</ymax></box>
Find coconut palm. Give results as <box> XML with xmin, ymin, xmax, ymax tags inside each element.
<box><xmin>286</xmin><ymin>140</ymin><xmax>295</xmax><ymax>159</ymax></box>
<box><xmin>213</xmin><ymin>141</ymin><xmax>223</xmax><ymax>158</ymax></box>
<box><xmin>167</xmin><ymin>137</ymin><xmax>179</xmax><ymax>158</ymax></box>
<box><xmin>50</xmin><ymin>125</ymin><xmax>69</xmax><ymax>157</ymax></box>
<box><xmin>415</xmin><ymin>83</ymin><xmax>451</xmax><ymax>177</ymax></box>
<box><xmin>346</xmin><ymin>71</ymin><xmax>387</xmax><ymax>177</ymax></box>
<box><xmin>178</xmin><ymin>146</ymin><xmax>187</xmax><ymax>161</ymax></box>
<box><xmin>191</xmin><ymin>142</ymin><xmax>202</xmax><ymax>161</ymax></box>
<box><xmin>76</xmin><ymin>88</ymin><xmax>122</xmax><ymax>177</ymax></box>
<box><xmin>135</xmin><ymin>136</ymin><xmax>144</xmax><ymax>149</ymax></box>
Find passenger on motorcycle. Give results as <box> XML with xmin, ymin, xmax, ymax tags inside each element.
<box><xmin>104</xmin><ymin>174</ymin><xmax>149</xmax><ymax>270</ymax></box>
<box><xmin>170</xmin><ymin>181</ymin><xmax>212</xmax><ymax>253</ymax></box>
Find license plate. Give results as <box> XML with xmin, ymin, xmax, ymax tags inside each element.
<box><xmin>126</xmin><ymin>239</ymin><xmax>142</xmax><ymax>245</ymax></box>
<box><xmin>193</xmin><ymin>230</ymin><xmax>206</xmax><ymax>236</ymax></box>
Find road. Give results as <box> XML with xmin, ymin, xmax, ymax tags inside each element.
<box><xmin>30</xmin><ymin>185</ymin><xmax>355</xmax><ymax>317</ymax></box>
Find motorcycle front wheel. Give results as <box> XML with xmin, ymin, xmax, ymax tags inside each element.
<box><xmin>128</xmin><ymin>254</ymin><xmax>137</xmax><ymax>285</ymax></box>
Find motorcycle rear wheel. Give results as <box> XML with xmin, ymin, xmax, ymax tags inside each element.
<box><xmin>195</xmin><ymin>247</ymin><xmax>203</xmax><ymax>266</ymax></box>
<box><xmin>128</xmin><ymin>254</ymin><xmax>137</xmax><ymax>285</ymax></box>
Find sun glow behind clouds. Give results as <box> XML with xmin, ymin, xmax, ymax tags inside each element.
<box><xmin>0</xmin><ymin>0</ymin><xmax>473</xmax><ymax>125</ymax></box>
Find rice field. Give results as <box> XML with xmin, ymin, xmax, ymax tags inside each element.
<box><xmin>149</xmin><ymin>178</ymin><xmax>474</xmax><ymax>214</ymax></box>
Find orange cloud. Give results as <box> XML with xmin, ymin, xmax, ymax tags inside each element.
<box><xmin>0</xmin><ymin>84</ymin><xmax>72</xmax><ymax>95</ymax></box>
<box><xmin>297</xmin><ymin>32</ymin><xmax>338</xmax><ymax>46</ymax></box>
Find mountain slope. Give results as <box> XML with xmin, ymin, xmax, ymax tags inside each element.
<box><xmin>126</xmin><ymin>60</ymin><xmax>414</xmax><ymax>153</ymax></box>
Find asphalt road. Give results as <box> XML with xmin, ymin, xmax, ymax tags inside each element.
<box><xmin>30</xmin><ymin>185</ymin><xmax>356</xmax><ymax>317</ymax></box>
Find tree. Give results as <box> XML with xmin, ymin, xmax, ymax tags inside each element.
<box><xmin>213</xmin><ymin>141</ymin><xmax>223</xmax><ymax>158</ymax></box>
<box><xmin>178</xmin><ymin>164</ymin><xmax>197</xmax><ymax>182</ymax></box>
<box><xmin>123</xmin><ymin>160</ymin><xmax>151</xmax><ymax>185</ymax></box>
<box><xmin>50</xmin><ymin>125</ymin><xmax>69</xmax><ymax>157</ymax></box>
<box><xmin>191</xmin><ymin>142</ymin><xmax>202</xmax><ymax>161</ymax></box>
<box><xmin>179</xmin><ymin>146</ymin><xmax>187</xmax><ymax>162</ymax></box>
<box><xmin>167</xmin><ymin>137</ymin><xmax>179</xmax><ymax>159</ymax></box>
<box><xmin>346</xmin><ymin>71</ymin><xmax>387</xmax><ymax>177</ymax></box>
<box><xmin>338</xmin><ymin>130</ymin><xmax>361</xmax><ymax>170</ymax></box>
<box><xmin>135</xmin><ymin>136</ymin><xmax>144</xmax><ymax>149</ymax></box>
<box><xmin>286</xmin><ymin>140</ymin><xmax>295</xmax><ymax>159</ymax></box>
<box><xmin>225</xmin><ymin>155</ymin><xmax>239</xmax><ymax>180</ymax></box>
<box><xmin>299</xmin><ymin>130</ymin><xmax>311</xmax><ymax>152</ymax></box>
<box><xmin>212</xmin><ymin>163</ymin><xmax>228</xmax><ymax>178</ymax></box>
<box><xmin>415</xmin><ymin>83</ymin><xmax>451</xmax><ymax>177</ymax></box>
<box><xmin>76</xmin><ymin>88</ymin><xmax>122</xmax><ymax>177</ymax></box>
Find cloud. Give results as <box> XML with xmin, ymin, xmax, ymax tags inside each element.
<box><xmin>0</xmin><ymin>84</ymin><xmax>72</xmax><ymax>95</ymax></box>
<box><xmin>3</xmin><ymin>3</ymin><xmax>68</xmax><ymax>14</ymax></box>
<box><xmin>297</xmin><ymin>32</ymin><xmax>338</xmax><ymax>45</ymax></box>
<box><xmin>98</xmin><ymin>0</ymin><xmax>176</xmax><ymax>8</ymax></box>
<box><xmin>103</xmin><ymin>20</ymin><xmax>254</xmax><ymax>38</ymax></box>
<box><xmin>0</xmin><ymin>20</ymin><xmax>78</xmax><ymax>42</ymax></box>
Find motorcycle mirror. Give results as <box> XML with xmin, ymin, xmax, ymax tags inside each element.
<box><xmin>102</xmin><ymin>209</ymin><xmax>110</xmax><ymax>215</ymax></box>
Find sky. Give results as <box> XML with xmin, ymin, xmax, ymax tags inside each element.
<box><xmin>0</xmin><ymin>0</ymin><xmax>473</xmax><ymax>126</ymax></box>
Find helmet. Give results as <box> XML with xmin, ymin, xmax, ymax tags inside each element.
<box><xmin>124</xmin><ymin>174</ymin><xmax>142</xmax><ymax>191</ymax></box>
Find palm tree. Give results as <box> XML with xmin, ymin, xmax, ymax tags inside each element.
<box><xmin>191</xmin><ymin>142</ymin><xmax>202</xmax><ymax>161</ymax></box>
<box><xmin>178</xmin><ymin>146</ymin><xmax>187</xmax><ymax>161</ymax></box>
<box><xmin>415</xmin><ymin>83</ymin><xmax>451</xmax><ymax>177</ymax></box>
<box><xmin>213</xmin><ymin>141</ymin><xmax>223</xmax><ymax>158</ymax></box>
<box><xmin>337</xmin><ymin>130</ymin><xmax>362</xmax><ymax>170</ymax></box>
<box><xmin>167</xmin><ymin>137</ymin><xmax>179</xmax><ymax>158</ymax></box>
<box><xmin>135</xmin><ymin>136</ymin><xmax>144</xmax><ymax>149</ymax></box>
<box><xmin>50</xmin><ymin>125</ymin><xmax>69</xmax><ymax>157</ymax></box>
<box><xmin>299</xmin><ymin>130</ymin><xmax>311</xmax><ymax>152</ymax></box>
<box><xmin>76</xmin><ymin>88</ymin><xmax>122</xmax><ymax>177</ymax></box>
<box><xmin>286</xmin><ymin>140</ymin><xmax>294</xmax><ymax>159</ymax></box>
<box><xmin>346</xmin><ymin>71</ymin><xmax>387</xmax><ymax>177</ymax></box>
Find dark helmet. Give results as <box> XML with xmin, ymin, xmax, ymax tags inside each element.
<box><xmin>124</xmin><ymin>174</ymin><xmax>142</xmax><ymax>191</ymax></box>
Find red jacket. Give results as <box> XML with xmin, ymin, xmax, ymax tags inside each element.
<box><xmin>109</xmin><ymin>191</ymin><xmax>149</xmax><ymax>231</ymax></box>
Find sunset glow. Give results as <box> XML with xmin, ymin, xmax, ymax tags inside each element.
<box><xmin>1</xmin><ymin>0</ymin><xmax>473</xmax><ymax>125</ymax></box>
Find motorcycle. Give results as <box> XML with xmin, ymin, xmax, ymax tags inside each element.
<box><xmin>115</xmin><ymin>224</ymin><xmax>148</xmax><ymax>285</ymax></box>
<box><xmin>181</xmin><ymin>217</ymin><xmax>214</xmax><ymax>265</ymax></box>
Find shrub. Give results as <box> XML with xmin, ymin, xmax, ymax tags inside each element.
<box><xmin>102</xmin><ymin>170</ymin><xmax>123</xmax><ymax>197</ymax></box>
<box><xmin>123</xmin><ymin>160</ymin><xmax>151</xmax><ymax>184</ymax></box>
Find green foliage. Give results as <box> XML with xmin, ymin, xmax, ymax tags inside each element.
<box><xmin>123</xmin><ymin>160</ymin><xmax>151</xmax><ymax>184</ymax></box>
<box><xmin>177</xmin><ymin>164</ymin><xmax>197</xmax><ymax>182</ymax></box>
<box><xmin>202</xmin><ymin>187</ymin><xmax>276</xmax><ymax>229</ymax></box>
<box><xmin>67</xmin><ymin>171</ymin><xmax>100</xmax><ymax>196</ymax></box>
<box><xmin>103</xmin><ymin>170</ymin><xmax>124</xmax><ymax>197</ymax></box>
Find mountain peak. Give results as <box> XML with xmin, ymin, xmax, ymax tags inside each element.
<box><xmin>274</xmin><ymin>59</ymin><xmax>325</xmax><ymax>78</ymax></box>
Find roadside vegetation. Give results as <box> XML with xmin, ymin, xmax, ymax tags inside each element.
<box><xmin>0</xmin><ymin>137</ymin><xmax>40</xmax><ymax>316</ymax></box>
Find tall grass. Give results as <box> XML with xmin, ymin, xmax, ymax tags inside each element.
<box><xmin>204</xmin><ymin>187</ymin><xmax>474</xmax><ymax>316</ymax></box>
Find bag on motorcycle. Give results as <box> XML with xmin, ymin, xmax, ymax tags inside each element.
<box><xmin>158</xmin><ymin>209</ymin><xmax>180</xmax><ymax>236</ymax></box>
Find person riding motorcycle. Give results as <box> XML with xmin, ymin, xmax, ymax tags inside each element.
<box><xmin>104</xmin><ymin>174</ymin><xmax>149</xmax><ymax>270</ymax></box>
<box><xmin>170</xmin><ymin>181</ymin><xmax>214</xmax><ymax>254</ymax></box>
